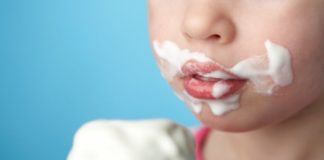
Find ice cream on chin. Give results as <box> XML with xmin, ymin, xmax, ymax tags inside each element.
<box><xmin>67</xmin><ymin>119</ymin><xmax>195</xmax><ymax>160</ymax></box>
<box><xmin>153</xmin><ymin>40</ymin><xmax>293</xmax><ymax>116</ymax></box>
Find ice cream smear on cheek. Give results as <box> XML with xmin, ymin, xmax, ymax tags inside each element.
<box><xmin>153</xmin><ymin>40</ymin><xmax>293</xmax><ymax>116</ymax></box>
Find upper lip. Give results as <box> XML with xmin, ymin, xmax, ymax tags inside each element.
<box><xmin>180</xmin><ymin>60</ymin><xmax>244</xmax><ymax>80</ymax></box>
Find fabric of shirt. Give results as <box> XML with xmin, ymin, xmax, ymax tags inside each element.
<box><xmin>194</xmin><ymin>127</ymin><xmax>211</xmax><ymax>160</ymax></box>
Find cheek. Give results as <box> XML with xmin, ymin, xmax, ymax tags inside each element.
<box><xmin>260</xmin><ymin>3</ymin><xmax>324</xmax><ymax>114</ymax></box>
<box><xmin>200</xmin><ymin>42</ymin><xmax>324</xmax><ymax>132</ymax></box>
<box><xmin>250</xmin><ymin>51</ymin><xmax>324</xmax><ymax>129</ymax></box>
<box><xmin>290</xmin><ymin>51</ymin><xmax>324</xmax><ymax>106</ymax></box>
<box><xmin>285</xmin><ymin>25</ymin><xmax>324</xmax><ymax>107</ymax></box>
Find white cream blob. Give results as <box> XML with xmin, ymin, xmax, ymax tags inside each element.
<box><xmin>230</xmin><ymin>40</ymin><xmax>293</xmax><ymax>94</ymax></box>
<box><xmin>181</xmin><ymin>91</ymin><xmax>240</xmax><ymax>116</ymax></box>
<box><xmin>153</xmin><ymin>40</ymin><xmax>293</xmax><ymax>116</ymax></box>
<box><xmin>67</xmin><ymin>119</ymin><xmax>195</xmax><ymax>160</ymax></box>
<box><xmin>153</xmin><ymin>41</ymin><xmax>212</xmax><ymax>80</ymax></box>
<box><xmin>212</xmin><ymin>82</ymin><xmax>230</xmax><ymax>98</ymax></box>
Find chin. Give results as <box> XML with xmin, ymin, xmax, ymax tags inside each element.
<box><xmin>194</xmin><ymin>101</ymin><xmax>291</xmax><ymax>133</ymax></box>
<box><xmin>197</xmin><ymin>112</ymin><xmax>266</xmax><ymax>132</ymax></box>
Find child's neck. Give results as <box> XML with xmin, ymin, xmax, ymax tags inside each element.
<box><xmin>204</xmin><ymin>95</ymin><xmax>324</xmax><ymax>160</ymax></box>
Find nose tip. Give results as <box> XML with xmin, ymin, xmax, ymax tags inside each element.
<box><xmin>182</xmin><ymin>6</ymin><xmax>236</xmax><ymax>44</ymax></box>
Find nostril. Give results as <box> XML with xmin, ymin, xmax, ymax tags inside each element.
<box><xmin>208</xmin><ymin>34</ymin><xmax>221</xmax><ymax>41</ymax></box>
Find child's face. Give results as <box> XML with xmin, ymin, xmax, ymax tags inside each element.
<box><xmin>149</xmin><ymin>0</ymin><xmax>324</xmax><ymax>132</ymax></box>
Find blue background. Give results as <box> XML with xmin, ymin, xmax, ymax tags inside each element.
<box><xmin>0</xmin><ymin>0</ymin><xmax>200</xmax><ymax>160</ymax></box>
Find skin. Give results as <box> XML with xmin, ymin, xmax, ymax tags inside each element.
<box><xmin>149</xmin><ymin>0</ymin><xmax>324</xmax><ymax>159</ymax></box>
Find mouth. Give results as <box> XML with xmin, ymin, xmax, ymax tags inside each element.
<box><xmin>181</xmin><ymin>60</ymin><xmax>247</xmax><ymax>100</ymax></box>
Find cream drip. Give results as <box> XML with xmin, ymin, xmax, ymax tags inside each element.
<box><xmin>182</xmin><ymin>91</ymin><xmax>240</xmax><ymax>116</ymax></box>
<box><xmin>212</xmin><ymin>82</ymin><xmax>230</xmax><ymax>98</ymax></box>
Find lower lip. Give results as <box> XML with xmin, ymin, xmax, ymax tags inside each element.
<box><xmin>183</xmin><ymin>76</ymin><xmax>246</xmax><ymax>100</ymax></box>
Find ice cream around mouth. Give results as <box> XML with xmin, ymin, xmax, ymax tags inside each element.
<box><xmin>153</xmin><ymin>40</ymin><xmax>293</xmax><ymax>116</ymax></box>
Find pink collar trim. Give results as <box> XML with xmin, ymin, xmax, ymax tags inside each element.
<box><xmin>195</xmin><ymin>127</ymin><xmax>211</xmax><ymax>160</ymax></box>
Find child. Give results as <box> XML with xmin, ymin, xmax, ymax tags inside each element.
<box><xmin>149</xmin><ymin>0</ymin><xmax>324</xmax><ymax>160</ymax></box>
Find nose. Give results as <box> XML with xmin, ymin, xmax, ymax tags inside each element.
<box><xmin>181</xmin><ymin>1</ymin><xmax>236</xmax><ymax>44</ymax></box>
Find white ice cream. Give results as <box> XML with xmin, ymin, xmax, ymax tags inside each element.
<box><xmin>153</xmin><ymin>41</ymin><xmax>213</xmax><ymax>81</ymax></box>
<box><xmin>180</xmin><ymin>91</ymin><xmax>240</xmax><ymax>116</ymax></box>
<box><xmin>67</xmin><ymin>119</ymin><xmax>196</xmax><ymax>160</ymax></box>
<box><xmin>230</xmin><ymin>40</ymin><xmax>293</xmax><ymax>94</ymax></box>
<box><xmin>153</xmin><ymin>40</ymin><xmax>293</xmax><ymax>116</ymax></box>
<box><xmin>212</xmin><ymin>82</ymin><xmax>230</xmax><ymax>98</ymax></box>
